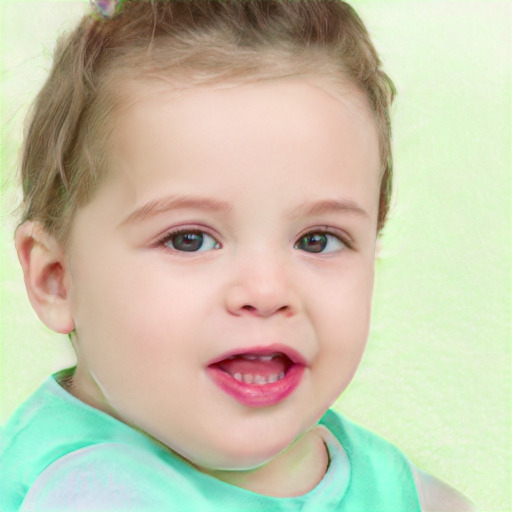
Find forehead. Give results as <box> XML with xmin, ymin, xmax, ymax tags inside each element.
<box><xmin>96</xmin><ymin>77</ymin><xmax>380</xmax><ymax>223</ymax></box>
<box><xmin>120</xmin><ymin>73</ymin><xmax>376</xmax><ymax>124</ymax></box>
<box><xmin>109</xmin><ymin>75</ymin><xmax>378</xmax><ymax>165</ymax></box>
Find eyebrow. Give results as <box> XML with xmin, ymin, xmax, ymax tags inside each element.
<box><xmin>121</xmin><ymin>195</ymin><xmax>368</xmax><ymax>226</ymax></box>
<box><xmin>287</xmin><ymin>199</ymin><xmax>369</xmax><ymax>219</ymax></box>
<box><xmin>120</xmin><ymin>194</ymin><xmax>232</xmax><ymax>226</ymax></box>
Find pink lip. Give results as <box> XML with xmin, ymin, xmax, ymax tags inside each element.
<box><xmin>206</xmin><ymin>344</ymin><xmax>307</xmax><ymax>408</ymax></box>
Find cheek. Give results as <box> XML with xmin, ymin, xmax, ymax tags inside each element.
<box><xmin>311</xmin><ymin>269</ymin><xmax>373</xmax><ymax>406</ymax></box>
<box><xmin>71</xmin><ymin>255</ymin><xmax>214</xmax><ymax>369</ymax></box>
<box><xmin>306</xmin><ymin>259</ymin><xmax>374</xmax><ymax>368</ymax></box>
<box><xmin>307</xmin><ymin>257</ymin><xmax>374</xmax><ymax>325</ymax></box>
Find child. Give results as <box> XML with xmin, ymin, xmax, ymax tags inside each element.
<box><xmin>0</xmin><ymin>0</ymin><xmax>477</xmax><ymax>510</ymax></box>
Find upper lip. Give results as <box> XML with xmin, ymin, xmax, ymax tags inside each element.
<box><xmin>207</xmin><ymin>343</ymin><xmax>308</xmax><ymax>367</ymax></box>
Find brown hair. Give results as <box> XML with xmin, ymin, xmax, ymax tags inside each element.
<box><xmin>19</xmin><ymin>0</ymin><xmax>396</xmax><ymax>244</ymax></box>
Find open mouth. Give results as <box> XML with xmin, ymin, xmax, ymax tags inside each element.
<box><xmin>210</xmin><ymin>352</ymin><xmax>294</xmax><ymax>385</ymax></box>
<box><xmin>206</xmin><ymin>348</ymin><xmax>305</xmax><ymax>407</ymax></box>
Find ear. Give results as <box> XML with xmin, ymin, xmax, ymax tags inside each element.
<box><xmin>14</xmin><ymin>221</ymin><xmax>75</xmax><ymax>334</ymax></box>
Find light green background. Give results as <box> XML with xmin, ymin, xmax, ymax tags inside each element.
<box><xmin>0</xmin><ymin>1</ymin><xmax>510</xmax><ymax>510</ymax></box>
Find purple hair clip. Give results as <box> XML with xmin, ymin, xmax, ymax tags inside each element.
<box><xmin>90</xmin><ymin>0</ymin><xmax>122</xmax><ymax>20</ymax></box>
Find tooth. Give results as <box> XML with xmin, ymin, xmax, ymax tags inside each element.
<box><xmin>254</xmin><ymin>375</ymin><xmax>266</xmax><ymax>385</ymax></box>
<box><xmin>240</xmin><ymin>354</ymin><xmax>276</xmax><ymax>361</ymax></box>
<box><xmin>268</xmin><ymin>374</ymin><xmax>278</xmax><ymax>383</ymax></box>
<box><xmin>278</xmin><ymin>372</ymin><xmax>285</xmax><ymax>380</ymax></box>
<box><xmin>243</xmin><ymin>374</ymin><xmax>254</xmax><ymax>384</ymax></box>
<box><xmin>233</xmin><ymin>372</ymin><xmax>243</xmax><ymax>382</ymax></box>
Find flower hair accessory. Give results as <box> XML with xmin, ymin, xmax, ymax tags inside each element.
<box><xmin>90</xmin><ymin>0</ymin><xmax>122</xmax><ymax>20</ymax></box>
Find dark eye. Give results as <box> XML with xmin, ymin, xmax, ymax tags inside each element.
<box><xmin>294</xmin><ymin>232</ymin><xmax>346</xmax><ymax>253</ymax></box>
<box><xmin>162</xmin><ymin>231</ymin><xmax>220</xmax><ymax>252</ymax></box>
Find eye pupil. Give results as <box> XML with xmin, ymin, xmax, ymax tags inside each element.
<box><xmin>298</xmin><ymin>233</ymin><xmax>327</xmax><ymax>253</ymax></box>
<box><xmin>172</xmin><ymin>232</ymin><xmax>203</xmax><ymax>251</ymax></box>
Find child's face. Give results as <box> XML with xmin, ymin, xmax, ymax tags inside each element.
<box><xmin>66</xmin><ymin>77</ymin><xmax>380</xmax><ymax>470</ymax></box>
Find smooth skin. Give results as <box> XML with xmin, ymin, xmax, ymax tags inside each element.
<box><xmin>15</xmin><ymin>77</ymin><xmax>477</xmax><ymax>508</ymax></box>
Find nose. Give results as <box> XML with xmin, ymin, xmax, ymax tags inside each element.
<box><xmin>225</xmin><ymin>250</ymin><xmax>298</xmax><ymax>318</ymax></box>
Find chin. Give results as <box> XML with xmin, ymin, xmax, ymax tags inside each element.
<box><xmin>189</xmin><ymin>432</ymin><xmax>295</xmax><ymax>472</ymax></box>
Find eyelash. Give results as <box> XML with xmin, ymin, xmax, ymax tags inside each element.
<box><xmin>156</xmin><ymin>228</ymin><xmax>221</xmax><ymax>253</ymax></box>
<box><xmin>295</xmin><ymin>228</ymin><xmax>354</xmax><ymax>253</ymax></box>
<box><xmin>155</xmin><ymin>226</ymin><xmax>353</xmax><ymax>253</ymax></box>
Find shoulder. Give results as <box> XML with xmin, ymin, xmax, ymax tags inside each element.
<box><xmin>411</xmin><ymin>466</ymin><xmax>479</xmax><ymax>512</ymax></box>
<box><xmin>1</xmin><ymin>375</ymin><xmax>206</xmax><ymax>511</ymax></box>
<box><xmin>321</xmin><ymin>411</ymin><xmax>478</xmax><ymax>512</ymax></box>
<box><xmin>1</xmin><ymin>375</ymin><xmax>129</xmax><ymax>491</ymax></box>
<box><xmin>20</xmin><ymin>443</ymin><xmax>206</xmax><ymax>511</ymax></box>
<box><xmin>321</xmin><ymin>409</ymin><xmax>415</xmax><ymax>466</ymax></box>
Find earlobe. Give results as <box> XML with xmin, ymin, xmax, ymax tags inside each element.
<box><xmin>14</xmin><ymin>221</ymin><xmax>75</xmax><ymax>334</ymax></box>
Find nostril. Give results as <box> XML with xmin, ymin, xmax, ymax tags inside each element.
<box><xmin>239</xmin><ymin>304</ymin><xmax>292</xmax><ymax>317</ymax></box>
<box><xmin>277</xmin><ymin>305</ymin><xmax>294</xmax><ymax>317</ymax></box>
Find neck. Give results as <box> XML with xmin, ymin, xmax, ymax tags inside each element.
<box><xmin>202</xmin><ymin>427</ymin><xmax>329</xmax><ymax>497</ymax></box>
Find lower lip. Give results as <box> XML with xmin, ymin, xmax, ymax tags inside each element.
<box><xmin>206</xmin><ymin>364</ymin><xmax>305</xmax><ymax>407</ymax></box>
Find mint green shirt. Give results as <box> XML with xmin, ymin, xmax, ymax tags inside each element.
<box><xmin>1</xmin><ymin>370</ymin><xmax>421</xmax><ymax>511</ymax></box>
